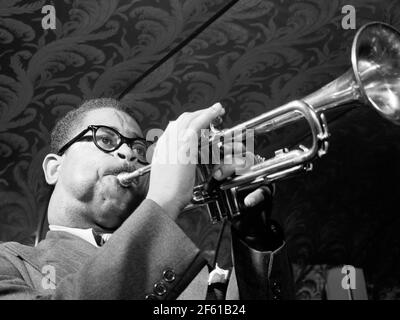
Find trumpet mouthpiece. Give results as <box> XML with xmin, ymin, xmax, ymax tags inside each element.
<box><xmin>117</xmin><ymin>171</ymin><xmax>140</xmax><ymax>187</ymax></box>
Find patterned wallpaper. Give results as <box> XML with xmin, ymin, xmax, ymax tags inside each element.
<box><xmin>1</xmin><ymin>0</ymin><xmax>400</xmax><ymax>299</ymax></box>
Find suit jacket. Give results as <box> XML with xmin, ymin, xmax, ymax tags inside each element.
<box><xmin>0</xmin><ymin>199</ymin><xmax>294</xmax><ymax>300</ymax></box>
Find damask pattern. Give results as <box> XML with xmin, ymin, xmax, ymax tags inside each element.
<box><xmin>1</xmin><ymin>0</ymin><xmax>400</xmax><ymax>299</ymax></box>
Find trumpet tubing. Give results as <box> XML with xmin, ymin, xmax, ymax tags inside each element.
<box><xmin>117</xmin><ymin>22</ymin><xmax>400</xmax><ymax>222</ymax></box>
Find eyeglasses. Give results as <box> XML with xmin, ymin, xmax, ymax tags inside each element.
<box><xmin>57</xmin><ymin>125</ymin><xmax>150</xmax><ymax>164</ymax></box>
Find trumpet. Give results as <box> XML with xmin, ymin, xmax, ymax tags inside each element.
<box><xmin>118</xmin><ymin>21</ymin><xmax>400</xmax><ymax>222</ymax></box>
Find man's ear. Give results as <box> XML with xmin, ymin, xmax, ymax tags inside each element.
<box><xmin>42</xmin><ymin>153</ymin><xmax>62</xmax><ymax>185</ymax></box>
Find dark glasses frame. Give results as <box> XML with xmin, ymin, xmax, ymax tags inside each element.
<box><xmin>57</xmin><ymin>125</ymin><xmax>150</xmax><ymax>163</ymax></box>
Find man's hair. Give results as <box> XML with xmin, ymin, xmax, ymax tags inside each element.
<box><xmin>50</xmin><ymin>98</ymin><xmax>139</xmax><ymax>154</ymax></box>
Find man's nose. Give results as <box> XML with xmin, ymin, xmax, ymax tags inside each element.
<box><xmin>115</xmin><ymin>143</ymin><xmax>136</xmax><ymax>162</ymax></box>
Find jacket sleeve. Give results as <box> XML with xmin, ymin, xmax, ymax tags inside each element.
<box><xmin>0</xmin><ymin>199</ymin><xmax>207</xmax><ymax>300</ymax></box>
<box><xmin>229</xmin><ymin>186</ymin><xmax>295</xmax><ymax>300</ymax></box>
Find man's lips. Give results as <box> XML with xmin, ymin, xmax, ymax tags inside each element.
<box><xmin>116</xmin><ymin>171</ymin><xmax>139</xmax><ymax>187</ymax></box>
<box><xmin>105</xmin><ymin>166</ymin><xmax>140</xmax><ymax>187</ymax></box>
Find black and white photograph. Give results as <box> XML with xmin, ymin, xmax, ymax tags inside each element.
<box><xmin>1</xmin><ymin>0</ymin><xmax>400</xmax><ymax>307</ymax></box>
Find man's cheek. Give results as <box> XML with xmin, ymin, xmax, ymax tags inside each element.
<box><xmin>98</xmin><ymin>176</ymin><xmax>121</xmax><ymax>197</ymax></box>
<box><xmin>62</xmin><ymin>164</ymin><xmax>98</xmax><ymax>199</ymax></box>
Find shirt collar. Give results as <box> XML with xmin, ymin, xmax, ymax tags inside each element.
<box><xmin>49</xmin><ymin>225</ymin><xmax>112</xmax><ymax>248</ymax></box>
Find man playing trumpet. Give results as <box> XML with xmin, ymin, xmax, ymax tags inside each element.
<box><xmin>0</xmin><ymin>98</ymin><xmax>294</xmax><ymax>299</ymax></box>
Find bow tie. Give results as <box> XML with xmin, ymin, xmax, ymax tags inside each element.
<box><xmin>92</xmin><ymin>229</ymin><xmax>112</xmax><ymax>246</ymax></box>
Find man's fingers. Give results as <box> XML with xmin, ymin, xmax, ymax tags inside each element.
<box><xmin>244</xmin><ymin>187</ymin><xmax>271</xmax><ymax>207</ymax></box>
<box><xmin>172</xmin><ymin>103</ymin><xmax>226</xmax><ymax>147</ymax></box>
<box><xmin>212</xmin><ymin>155</ymin><xmax>246</xmax><ymax>180</ymax></box>
<box><xmin>187</xmin><ymin>102</ymin><xmax>225</xmax><ymax>133</ymax></box>
<box><xmin>212</xmin><ymin>151</ymin><xmax>255</xmax><ymax>180</ymax></box>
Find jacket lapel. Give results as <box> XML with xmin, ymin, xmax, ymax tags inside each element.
<box><xmin>4</xmin><ymin>231</ymin><xmax>97</xmax><ymax>283</ymax></box>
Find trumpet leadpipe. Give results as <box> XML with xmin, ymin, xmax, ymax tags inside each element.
<box><xmin>117</xmin><ymin>166</ymin><xmax>151</xmax><ymax>186</ymax></box>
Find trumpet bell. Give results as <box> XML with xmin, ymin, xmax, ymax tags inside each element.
<box><xmin>305</xmin><ymin>22</ymin><xmax>400</xmax><ymax>125</ymax></box>
<box><xmin>354</xmin><ymin>22</ymin><xmax>400</xmax><ymax>124</ymax></box>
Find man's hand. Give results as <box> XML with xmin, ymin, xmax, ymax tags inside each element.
<box><xmin>146</xmin><ymin>103</ymin><xmax>225</xmax><ymax>219</ymax></box>
<box><xmin>211</xmin><ymin>142</ymin><xmax>269</xmax><ymax>208</ymax></box>
<box><xmin>146</xmin><ymin>103</ymin><xmax>269</xmax><ymax>220</ymax></box>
